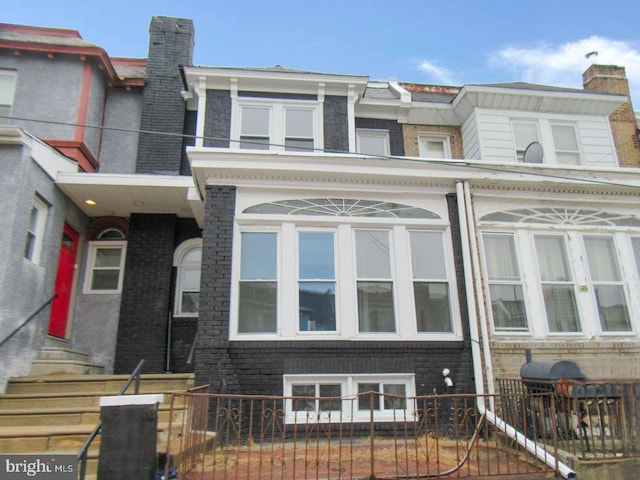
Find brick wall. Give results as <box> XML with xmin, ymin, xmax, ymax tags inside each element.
<box><xmin>114</xmin><ymin>214</ymin><xmax>177</xmax><ymax>373</ymax></box>
<box><xmin>136</xmin><ymin>17</ymin><xmax>194</xmax><ymax>174</ymax></box>
<box><xmin>583</xmin><ymin>64</ymin><xmax>640</xmax><ymax>168</ymax></box>
<box><xmin>323</xmin><ymin>96</ymin><xmax>349</xmax><ymax>153</ymax></box>
<box><xmin>203</xmin><ymin>90</ymin><xmax>231</xmax><ymax>148</ymax></box>
<box><xmin>491</xmin><ymin>341</ymin><xmax>640</xmax><ymax>380</ymax></box>
<box><xmin>355</xmin><ymin>118</ymin><xmax>405</xmax><ymax>156</ymax></box>
<box><xmin>403</xmin><ymin>124</ymin><xmax>464</xmax><ymax>159</ymax></box>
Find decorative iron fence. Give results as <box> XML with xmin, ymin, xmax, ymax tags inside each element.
<box><xmin>164</xmin><ymin>390</ymin><xmax>560</xmax><ymax>479</ymax></box>
<box><xmin>497</xmin><ymin>378</ymin><xmax>640</xmax><ymax>460</ymax></box>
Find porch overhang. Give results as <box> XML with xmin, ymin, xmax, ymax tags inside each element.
<box><xmin>55</xmin><ymin>173</ymin><xmax>204</xmax><ymax>226</ymax></box>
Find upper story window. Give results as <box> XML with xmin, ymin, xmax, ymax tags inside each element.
<box><xmin>418</xmin><ymin>134</ymin><xmax>451</xmax><ymax>159</ymax></box>
<box><xmin>480</xmin><ymin>208</ymin><xmax>640</xmax><ymax>337</ymax></box>
<box><xmin>233</xmin><ymin>98</ymin><xmax>321</xmax><ymax>152</ymax></box>
<box><xmin>173</xmin><ymin>239</ymin><xmax>202</xmax><ymax>317</ymax></box>
<box><xmin>24</xmin><ymin>197</ymin><xmax>48</xmax><ymax>265</ymax></box>
<box><xmin>232</xmin><ymin>198</ymin><xmax>460</xmax><ymax>340</ymax></box>
<box><xmin>356</xmin><ymin>129</ymin><xmax>390</xmax><ymax>156</ymax></box>
<box><xmin>0</xmin><ymin>70</ymin><xmax>17</xmax><ymax>124</ymax></box>
<box><xmin>84</xmin><ymin>229</ymin><xmax>127</xmax><ymax>294</ymax></box>
<box><xmin>512</xmin><ymin>121</ymin><xmax>541</xmax><ymax>163</ymax></box>
<box><xmin>551</xmin><ymin>124</ymin><xmax>581</xmax><ymax>165</ymax></box>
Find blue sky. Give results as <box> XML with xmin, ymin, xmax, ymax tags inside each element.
<box><xmin>4</xmin><ymin>0</ymin><xmax>640</xmax><ymax>103</ymax></box>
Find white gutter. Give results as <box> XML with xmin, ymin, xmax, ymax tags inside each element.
<box><xmin>455</xmin><ymin>181</ymin><xmax>576</xmax><ymax>479</ymax></box>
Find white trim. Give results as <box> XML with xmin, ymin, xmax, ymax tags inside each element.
<box><xmin>195</xmin><ymin>76</ymin><xmax>207</xmax><ymax>148</ymax></box>
<box><xmin>100</xmin><ymin>394</ymin><xmax>164</xmax><ymax>407</ymax></box>
<box><xmin>283</xmin><ymin>373</ymin><xmax>416</xmax><ymax>424</ymax></box>
<box><xmin>83</xmin><ymin>241</ymin><xmax>127</xmax><ymax>294</ymax></box>
<box><xmin>355</xmin><ymin>128</ymin><xmax>390</xmax><ymax>156</ymax></box>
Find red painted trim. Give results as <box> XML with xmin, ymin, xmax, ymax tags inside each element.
<box><xmin>0</xmin><ymin>40</ymin><xmax>146</xmax><ymax>87</ymax></box>
<box><xmin>75</xmin><ymin>62</ymin><xmax>93</xmax><ymax>142</ymax></box>
<box><xmin>111</xmin><ymin>57</ymin><xmax>147</xmax><ymax>66</ymax></box>
<box><xmin>44</xmin><ymin>139</ymin><xmax>99</xmax><ymax>172</ymax></box>
<box><xmin>0</xmin><ymin>23</ymin><xmax>82</xmax><ymax>38</ymax></box>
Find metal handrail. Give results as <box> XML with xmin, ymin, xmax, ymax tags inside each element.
<box><xmin>76</xmin><ymin>359</ymin><xmax>146</xmax><ymax>480</ymax></box>
<box><xmin>0</xmin><ymin>295</ymin><xmax>57</xmax><ymax>350</ymax></box>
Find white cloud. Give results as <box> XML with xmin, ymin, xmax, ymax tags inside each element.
<box><xmin>490</xmin><ymin>36</ymin><xmax>640</xmax><ymax>105</ymax></box>
<box><xmin>417</xmin><ymin>60</ymin><xmax>458</xmax><ymax>85</ymax></box>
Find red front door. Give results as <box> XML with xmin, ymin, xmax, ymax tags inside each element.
<box><xmin>49</xmin><ymin>224</ymin><xmax>79</xmax><ymax>338</ymax></box>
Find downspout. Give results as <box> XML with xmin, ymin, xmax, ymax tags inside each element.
<box><xmin>455</xmin><ymin>181</ymin><xmax>575</xmax><ymax>479</ymax></box>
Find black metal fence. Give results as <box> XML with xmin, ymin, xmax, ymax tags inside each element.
<box><xmin>497</xmin><ymin>378</ymin><xmax>640</xmax><ymax>459</ymax></box>
<box><xmin>165</xmin><ymin>390</ymin><xmax>559</xmax><ymax>479</ymax></box>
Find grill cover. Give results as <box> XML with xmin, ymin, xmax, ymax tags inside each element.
<box><xmin>520</xmin><ymin>360</ymin><xmax>586</xmax><ymax>381</ymax></box>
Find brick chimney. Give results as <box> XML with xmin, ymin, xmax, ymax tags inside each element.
<box><xmin>583</xmin><ymin>64</ymin><xmax>640</xmax><ymax>168</ymax></box>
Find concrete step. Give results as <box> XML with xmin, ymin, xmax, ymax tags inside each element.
<box><xmin>5</xmin><ymin>373</ymin><xmax>195</xmax><ymax>395</ymax></box>
<box><xmin>29</xmin><ymin>359</ymin><xmax>105</xmax><ymax>376</ymax></box>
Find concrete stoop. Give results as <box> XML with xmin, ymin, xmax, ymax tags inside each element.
<box><xmin>0</xmin><ymin>372</ymin><xmax>199</xmax><ymax>479</ymax></box>
<box><xmin>29</xmin><ymin>336</ymin><xmax>105</xmax><ymax>376</ymax></box>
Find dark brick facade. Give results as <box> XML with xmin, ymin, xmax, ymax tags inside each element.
<box><xmin>180</xmin><ymin>109</ymin><xmax>197</xmax><ymax>175</ymax></box>
<box><xmin>323</xmin><ymin>96</ymin><xmax>349</xmax><ymax>153</ymax></box>
<box><xmin>194</xmin><ymin>186</ymin><xmax>238</xmax><ymax>392</ymax></box>
<box><xmin>136</xmin><ymin>17</ymin><xmax>194</xmax><ymax>174</ymax></box>
<box><xmin>203</xmin><ymin>90</ymin><xmax>231</xmax><ymax>148</ymax></box>
<box><xmin>355</xmin><ymin>118</ymin><xmax>405</xmax><ymax>156</ymax></box>
<box><xmin>114</xmin><ymin>214</ymin><xmax>177</xmax><ymax>373</ymax></box>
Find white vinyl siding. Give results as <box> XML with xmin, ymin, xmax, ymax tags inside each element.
<box><xmin>465</xmin><ymin>109</ymin><xmax>618</xmax><ymax>167</ymax></box>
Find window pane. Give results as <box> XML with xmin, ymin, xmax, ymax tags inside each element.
<box><xmin>183</xmin><ymin>248</ymin><xmax>202</xmax><ymax>263</ymax></box>
<box><xmin>542</xmin><ymin>285</ymin><xmax>580</xmax><ymax>333</ymax></box>
<box><xmin>358</xmin><ymin>133</ymin><xmax>388</xmax><ymax>156</ymax></box>
<box><xmin>556</xmin><ymin>152</ymin><xmax>580</xmax><ymax>165</ymax></box>
<box><xmin>595</xmin><ymin>285</ymin><xmax>631</xmax><ymax>331</ymax></box>
<box><xmin>357</xmin><ymin>282</ymin><xmax>395</xmax><ymax>332</ymax></box>
<box><xmin>410</xmin><ymin>231</ymin><xmax>446</xmax><ymax>279</ymax></box>
<box><xmin>584</xmin><ymin>237</ymin><xmax>620</xmax><ymax>281</ymax></box>
<box><xmin>238</xmin><ymin>282</ymin><xmax>277</xmax><ymax>333</ymax></box>
<box><xmin>95</xmin><ymin>248</ymin><xmax>122</xmax><ymax>268</ymax></box>
<box><xmin>92</xmin><ymin>270</ymin><xmax>120</xmax><ymax>290</ymax></box>
<box><xmin>0</xmin><ymin>72</ymin><xmax>16</xmax><ymax>105</ymax></box>
<box><xmin>181</xmin><ymin>292</ymin><xmax>199</xmax><ymax>314</ymax></box>
<box><xmin>513</xmin><ymin>122</ymin><xmax>539</xmax><ymax>149</ymax></box>
<box><xmin>284</xmin><ymin>138</ymin><xmax>314</xmax><ymax>152</ymax></box>
<box><xmin>285</xmin><ymin>109</ymin><xmax>313</xmax><ymax>137</ymax></box>
<box><xmin>319</xmin><ymin>384</ymin><xmax>342</xmax><ymax>411</ymax></box>
<box><xmin>299</xmin><ymin>282</ymin><xmax>336</xmax><ymax>331</ymax></box>
<box><xmin>633</xmin><ymin>238</ymin><xmax>640</xmax><ymax>277</ymax></box>
<box><xmin>299</xmin><ymin>232</ymin><xmax>334</xmax><ymax>279</ymax></box>
<box><xmin>383</xmin><ymin>384</ymin><xmax>406</xmax><ymax>410</ymax></box>
<box><xmin>239</xmin><ymin>136</ymin><xmax>270</xmax><ymax>150</ymax></box>
<box><xmin>535</xmin><ymin>236</ymin><xmax>571</xmax><ymax>282</ymax></box>
<box><xmin>489</xmin><ymin>284</ymin><xmax>527</xmax><ymax>330</ymax></box>
<box><xmin>182</xmin><ymin>269</ymin><xmax>201</xmax><ymax>290</ymax></box>
<box><xmin>552</xmin><ymin>125</ymin><xmax>579</xmax><ymax>150</ymax></box>
<box><xmin>241</xmin><ymin>107</ymin><xmax>269</xmax><ymax>135</ymax></box>
<box><xmin>358</xmin><ymin>383</ymin><xmax>380</xmax><ymax>410</ymax></box>
<box><xmin>356</xmin><ymin>230</ymin><xmax>391</xmax><ymax>278</ymax></box>
<box><xmin>24</xmin><ymin>232</ymin><xmax>35</xmax><ymax>259</ymax></box>
<box><xmin>422</xmin><ymin>139</ymin><xmax>445</xmax><ymax>158</ymax></box>
<box><xmin>241</xmin><ymin>233</ymin><xmax>277</xmax><ymax>279</ymax></box>
<box><xmin>292</xmin><ymin>385</ymin><xmax>315</xmax><ymax>412</ymax></box>
<box><xmin>484</xmin><ymin>235</ymin><xmax>520</xmax><ymax>280</ymax></box>
<box><xmin>414</xmin><ymin>283</ymin><xmax>452</xmax><ymax>333</ymax></box>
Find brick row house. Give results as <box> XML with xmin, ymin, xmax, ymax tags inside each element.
<box><xmin>2</xmin><ymin>17</ymin><xmax>640</xmax><ymax>426</ymax></box>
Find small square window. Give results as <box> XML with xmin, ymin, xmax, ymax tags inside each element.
<box><xmin>418</xmin><ymin>134</ymin><xmax>451</xmax><ymax>159</ymax></box>
<box><xmin>356</xmin><ymin>129</ymin><xmax>390</xmax><ymax>156</ymax></box>
<box><xmin>84</xmin><ymin>241</ymin><xmax>126</xmax><ymax>293</ymax></box>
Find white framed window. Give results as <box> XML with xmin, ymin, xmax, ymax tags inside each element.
<box><xmin>355</xmin><ymin>230</ymin><xmax>396</xmax><ymax>333</ymax></box>
<box><xmin>551</xmin><ymin>124</ymin><xmax>581</xmax><ymax>165</ymax></box>
<box><xmin>173</xmin><ymin>239</ymin><xmax>202</xmax><ymax>317</ymax></box>
<box><xmin>24</xmin><ymin>197</ymin><xmax>48</xmax><ymax>265</ymax></box>
<box><xmin>534</xmin><ymin>234</ymin><xmax>581</xmax><ymax>333</ymax></box>
<box><xmin>298</xmin><ymin>231</ymin><xmax>337</xmax><ymax>332</ymax></box>
<box><xmin>583</xmin><ymin>235</ymin><xmax>631</xmax><ymax>332</ymax></box>
<box><xmin>418</xmin><ymin>134</ymin><xmax>451</xmax><ymax>159</ymax></box>
<box><xmin>233</xmin><ymin>98</ymin><xmax>322</xmax><ymax>152</ymax></box>
<box><xmin>238</xmin><ymin>231</ymin><xmax>278</xmax><ymax>333</ymax></box>
<box><xmin>632</xmin><ymin>237</ymin><xmax>640</xmax><ymax>278</ymax></box>
<box><xmin>356</xmin><ymin>129</ymin><xmax>389</xmax><ymax>156</ymax></box>
<box><xmin>0</xmin><ymin>70</ymin><xmax>17</xmax><ymax>124</ymax></box>
<box><xmin>231</xmin><ymin>198</ymin><xmax>460</xmax><ymax>341</ymax></box>
<box><xmin>482</xmin><ymin>232</ymin><xmax>529</xmax><ymax>332</ymax></box>
<box><xmin>284</xmin><ymin>374</ymin><xmax>416</xmax><ymax>424</ymax></box>
<box><xmin>84</xmin><ymin>241</ymin><xmax>127</xmax><ymax>293</ymax></box>
<box><xmin>410</xmin><ymin>231</ymin><xmax>454</xmax><ymax>333</ymax></box>
<box><xmin>512</xmin><ymin>120</ymin><xmax>541</xmax><ymax>163</ymax></box>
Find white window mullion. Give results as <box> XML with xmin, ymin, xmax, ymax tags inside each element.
<box><xmin>392</xmin><ymin>226</ymin><xmax>413</xmax><ymax>336</ymax></box>
<box><xmin>281</xmin><ymin>223</ymin><xmax>297</xmax><ymax>336</ymax></box>
<box><xmin>337</xmin><ymin>225</ymin><xmax>356</xmax><ymax>337</ymax></box>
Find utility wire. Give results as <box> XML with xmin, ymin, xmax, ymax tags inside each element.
<box><xmin>3</xmin><ymin>114</ymin><xmax>640</xmax><ymax>191</ymax></box>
